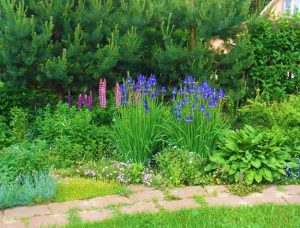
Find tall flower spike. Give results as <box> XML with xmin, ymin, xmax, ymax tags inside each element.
<box><xmin>77</xmin><ymin>94</ymin><xmax>83</xmax><ymax>110</ymax></box>
<box><xmin>67</xmin><ymin>91</ymin><xmax>72</xmax><ymax>107</ymax></box>
<box><xmin>99</xmin><ymin>79</ymin><xmax>107</xmax><ymax>108</ymax></box>
<box><xmin>115</xmin><ymin>82</ymin><xmax>121</xmax><ymax>107</ymax></box>
<box><xmin>88</xmin><ymin>91</ymin><xmax>93</xmax><ymax>111</ymax></box>
<box><xmin>134</xmin><ymin>90</ymin><xmax>140</xmax><ymax>105</ymax></box>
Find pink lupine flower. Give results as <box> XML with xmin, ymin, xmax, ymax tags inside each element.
<box><xmin>99</xmin><ymin>79</ymin><xmax>107</xmax><ymax>108</ymax></box>
<box><xmin>77</xmin><ymin>94</ymin><xmax>83</xmax><ymax>109</ymax></box>
<box><xmin>114</xmin><ymin>82</ymin><xmax>121</xmax><ymax>107</ymax></box>
<box><xmin>134</xmin><ymin>90</ymin><xmax>140</xmax><ymax>105</ymax></box>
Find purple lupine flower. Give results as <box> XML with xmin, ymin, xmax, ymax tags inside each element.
<box><xmin>67</xmin><ymin>92</ymin><xmax>72</xmax><ymax>106</ymax></box>
<box><xmin>150</xmin><ymin>89</ymin><xmax>159</xmax><ymax>100</ymax></box>
<box><xmin>143</xmin><ymin>99</ymin><xmax>149</xmax><ymax>113</ymax></box>
<box><xmin>77</xmin><ymin>94</ymin><xmax>83</xmax><ymax>110</ymax></box>
<box><xmin>87</xmin><ymin>91</ymin><xmax>93</xmax><ymax>111</ymax></box>
<box><xmin>183</xmin><ymin>75</ymin><xmax>195</xmax><ymax>85</ymax></box>
<box><xmin>218</xmin><ymin>88</ymin><xmax>225</xmax><ymax>99</ymax></box>
<box><xmin>120</xmin><ymin>83</ymin><xmax>127</xmax><ymax>105</ymax></box>
<box><xmin>200</xmin><ymin>104</ymin><xmax>205</xmax><ymax>112</ymax></box>
<box><xmin>148</xmin><ymin>74</ymin><xmax>157</xmax><ymax>87</ymax></box>
<box><xmin>137</xmin><ymin>74</ymin><xmax>147</xmax><ymax>86</ymax></box>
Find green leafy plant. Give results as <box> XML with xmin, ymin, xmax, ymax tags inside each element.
<box><xmin>206</xmin><ymin>125</ymin><xmax>292</xmax><ymax>185</ymax></box>
<box><xmin>227</xmin><ymin>184</ymin><xmax>263</xmax><ymax>196</ymax></box>
<box><xmin>155</xmin><ymin>148</ymin><xmax>204</xmax><ymax>187</ymax></box>
<box><xmin>0</xmin><ymin>140</ymin><xmax>51</xmax><ymax>183</ymax></box>
<box><xmin>9</xmin><ymin>107</ymin><xmax>29</xmax><ymax>142</ymax></box>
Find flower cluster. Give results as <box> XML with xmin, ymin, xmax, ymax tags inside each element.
<box><xmin>285</xmin><ymin>158</ymin><xmax>300</xmax><ymax>181</ymax></box>
<box><xmin>114</xmin><ymin>74</ymin><xmax>165</xmax><ymax>112</ymax></box>
<box><xmin>172</xmin><ymin>76</ymin><xmax>225</xmax><ymax>122</ymax></box>
<box><xmin>77</xmin><ymin>92</ymin><xmax>93</xmax><ymax>110</ymax></box>
<box><xmin>99</xmin><ymin>79</ymin><xmax>107</xmax><ymax>108</ymax></box>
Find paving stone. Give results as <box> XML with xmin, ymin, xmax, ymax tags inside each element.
<box><xmin>4</xmin><ymin>205</ymin><xmax>50</xmax><ymax>219</ymax></box>
<box><xmin>0</xmin><ymin>210</ymin><xmax>3</xmax><ymax>221</ymax></box>
<box><xmin>261</xmin><ymin>185</ymin><xmax>278</xmax><ymax>195</ymax></box>
<box><xmin>170</xmin><ymin>186</ymin><xmax>205</xmax><ymax>199</ymax></box>
<box><xmin>158</xmin><ymin>199</ymin><xmax>199</xmax><ymax>211</ymax></box>
<box><xmin>130</xmin><ymin>190</ymin><xmax>164</xmax><ymax>202</ymax></box>
<box><xmin>242</xmin><ymin>195</ymin><xmax>286</xmax><ymax>205</ymax></box>
<box><xmin>29</xmin><ymin>214</ymin><xmax>68</xmax><ymax>228</ymax></box>
<box><xmin>0</xmin><ymin>220</ymin><xmax>25</xmax><ymax>228</ymax></box>
<box><xmin>283</xmin><ymin>185</ymin><xmax>300</xmax><ymax>195</ymax></box>
<box><xmin>48</xmin><ymin>200</ymin><xmax>93</xmax><ymax>214</ymax></box>
<box><xmin>89</xmin><ymin>195</ymin><xmax>131</xmax><ymax>209</ymax></box>
<box><xmin>128</xmin><ymin>184</ymin><xmax>153</xmax><ymax>192</ymax></box>
<box><xmin>120</xmin><ymin>202</ymin><xmax>158</xmax><ymax>214</ymax></box>
<box><xmin>204</xmin><ymin>185</ymin><xmax>230</xmax><ymax>197</ymax></box>
<box><xmin>283</xmin><ymin>195</ymin><xmax>300</xmax><ymax>204</ymax></box>
<box><xmin>206</xmin><ymin>196</ymin><xmax>245</xmax><ymax>206</ymax></box>
<box><xmin>79</xmin><ymin>210</ymin><xmax>113</xmax><ymax>222</ymax></box>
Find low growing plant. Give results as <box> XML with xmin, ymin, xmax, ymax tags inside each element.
<box><xmin>206</xmin><ymin>125</ymin><xmax>292</xmax><ymax>185</ymax></box>
<box><xmin>0</xmin><ymin>173</ymin><xmax>57</xmax><ymax>209</ymax></box>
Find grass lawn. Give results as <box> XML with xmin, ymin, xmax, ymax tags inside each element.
<box><xmin>65</xmin><ymin>205</ymin><xmax>300</xmax><ymax>228</ymax></box>
<box><xmin>55</xmin><ymin>178</ymin><xmax>124</xmax><ymax>202</ymax></box>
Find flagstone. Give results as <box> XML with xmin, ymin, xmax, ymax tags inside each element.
<box><xmin>48</xmin><ymin>200</ymin><xmax>92</xmax><ymax>214</ymax></box>
<box><xmin>206</xmin><ymin>196</ymin><xmax>245</xmax><ymax>206</ymax></box>
<box><xmin>4</xmin><ymin>205</ymin><xmax>50</xmax><ymax>219</ymax></box>
<box><xmin>283</xmin><ymin>185</ymin><xmax>300</xmax><ymax>195</ymax></box>
<box><xmin>89</xmin><ymin>195</ymin><xmax>131</xmax><ymax>209</ymax></box>
<box><xmin>242</xmin><ymin>195</ymin><xmax>286</xmax><ymax>205</ymax></box>
<box><xmin>79</xmin><ymin>210</ymin><xmax>113</xmax><ymax>222</ymax></box>
<box><xmin>0</xmin><ymin>220</ymin><xmax>25</xmax><ymax>228</ymax></box>
<box><xmin>204</xmin><ymin>185</ymin><xmax>230</xmax><ymax>197</ymax></box>
<box><xmin>158</xmin><ymin>199</ymin><xmax>199</xmax><ymax>210</ymax></box>
<box><xmin>29</xmin><ymin>214</ymin><xmax>67</xmax><ymax>228</ymax></box>
<box><xmin>283</xmin><ymin>195</ymin><xmax>300</xmax><ymax>204</ymax></box>
<box><xmin>128</xmin><ymin>184</ymin><xmax>153</xmax><ymax>192</ymax></box>
<box><xmin>130</xmin><ymin>190</ymin><xmax>164</xmax><ymax>202</ymax></box>
<box><xmin>120</xmin><ymin>202</ymin><xmax>158</xmax><ymax>214</ymax></box>
<box><xmin>170</xmin><ymin>186</ymin><xmax>205</xmax><ymax>199</ymax></box>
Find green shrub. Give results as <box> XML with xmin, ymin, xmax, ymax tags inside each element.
<box><xmin>0</xmin><ymin>116</ymin><xmax>8</xmax><ymax>149</ymax></box>
<box><xmin>0</xmin><ymin>140</ymin><xmax>51</xmax><ymax>183</ymax></box>
<box><xmin>155</xmin><ymin>148</ymin><xmax>204</xmax><ymax>187</ymax></box>
<box><xmin>0</xmin><ymin>173</ymin><xmax>57</xmax><ymax>209</ymax></box>
<box><xmin>9</xmin><ymin>107</ymin><xmax>29</xmax><ymax>142</ymax></box>
<box><xmin>248</xmin><ymin>16</ymin><xmax>300</xmax><ymax>99</ymax></box>
<box><xmin>206</xmin><ymin>125</ymin><xmax>292</xmax><ymax>185</ymax></box>
<box><xmin>36</xmin><ymin>104</ymin><xmax>111</xmax><ymax>166</ymax></box>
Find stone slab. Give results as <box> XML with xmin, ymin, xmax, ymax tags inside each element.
<box><xmin>79</xmin><ymin>210</ymin><xmax>113</xmax><ymax>222</ymax></box>
<box><xmin>29</xmin><ymin>214</ymin><xmax>68</xmax><ymax>228</ymax></box>
<box><xmin>170</xmin><ymin>186</ymin><xmax>205</xmax><ymax>199</ymax></box>
<box><xmin>130</xmin><ymin>190</ymin><xmax>164</xmax><ymax>202</ymax></box>
<box><xmin>283</xmin><ymin>195</ymin><xmax>300</xmax><ymax>204</ymax></box>
<box><xmin>206</xmin><ymin>196</ymin><xmax>245</xmax><ymax>206</ymax></box>
<box><xmin>283</xmin><ymin>185</ymin><xmax>300</xmax><ymax>195</ymax></box>
<box><xmin>204</xmin><ymin>185</ymin><xmax>230</xmax><ymax>197</ymax></box>
<box><xmin>4</xmin><ymin>205</ymin><xmax>50</xmax><ymax>220</ymax></box>
<box><xmin>48</xmin><ymin>200</ymin><xmax>93</xmax><ymax>214</ymax></box>
<box><xmin>89</xmin><ymin>195</ymin><xmax>131</xmax><ymax>209</ymax></box>
<box><xmin>158</xmin><ymin>199</ymin><xmax>199</xmax><ymax>211</ymax></box>
<box><xmin>120</xmin><ymin>202</ymin><xmax>158</xmax><ymax>214</ymax></box>
<box><xmin>0</xmin><ymin>220</ymin><xmax>25</xmax><ymax>228</ymax></box>
<box><xmin>242</xmin><ymin>196</ymin><xmax>286</xmax><ymax>205</ymax></box>
<box><xmin>128</xmin><ymin>185</ymin><xmax>153</xmax><ymax>193</ymax></box>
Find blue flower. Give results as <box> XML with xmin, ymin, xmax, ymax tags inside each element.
<box><xmin>218</xmin><ymin>88</ymin><xmax>225</xmax><ymax>99</ymax></box>
<box><xmin>137</xmin><ymin>74</ymin><xmax>147</xmax><ymax>86</ymax></box>
<box><xmin>200</xmin><ymin>104</ymin><xmax>205</xmax><ymax>112</ymax></box>
<box><xmin>143</xmin><ymin>99</ymin><xmax>149</xmax><ymax>113</ymax></box>
<box><xmin>171</xmin><ymin>87</ymin><xmax>177</xmax><ymax>100</ymax></box>
<box><xmin>205</xmin><ymin>112</ymin><xmax>210</xmax><ymax>119</ymax></box>
<box><xmin>185</xmin><ymin>115</ymin><xmax>194</xmax><ymax>122</ymax></box>
<box><xmin>148</xmin><ymin>74</ymin><xmax>157</xmax><ymax>87</ymax></box>
<box><xmin>161</xmin><ymin>86</ymin><xmax>167</xmax><ymax>94</ymax></box>
<box><xmin>120</xmin><ymin>83</ymin><xmax>127</xmax><ymax>105</ymax></box>
<box><xmin>208</xmin><ymin>98</ymin><xmax>218</xmax><ymax>108</ymax></box>
<box><xmin>183</xmin><ymin>75</ymin><xmax>195</xmax><ymax>85</ymax></box>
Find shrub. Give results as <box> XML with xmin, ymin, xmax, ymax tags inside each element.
<box><xmin>36</xmin><ymin>104</ymin><xmax>111</xmax><ymax>166</ymax></box>
<box><xmin>112</xmin><ymin>75</ymin><xmax>167</xmax><ymax>164</ymax></box>
<box><xmin>0</xmin><ymin>140</ymin><xmax>51</xmax><ymax>183</ymax></box>
<box><xmin>9</xmin><ymin>107</ymin><xmax>29</xmax><ymax>142</ymax></box>
<box><xmin>0</xmin><ymin>116</ymin><xmax>8</xmax><ymax>149</ymax></box>
<box><xmin>163</xmin><ymin>77</ymin><xmax>227</xmax><ymax>158</ymax></box>
<box><xmin>0</xmin><ymin>173</ymin><xmax>57</xmax><ymax>209</ymax></box>
<box><xmin>206</xmin><ymin>125</ymin><xmax>292</xmax><ymax>185</ymax></box>
<box><xmin>154</xmin><ymin>148</ymin><xmax>204</xmax><ymax>187</ymax></box>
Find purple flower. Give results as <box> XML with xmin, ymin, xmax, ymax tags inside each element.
<box><xmin>120</xmin><ymin>83</ymin><xmax>127</xmax><ymax>105</ymax></box>
<box><xmin>87</xmin><ymin>91</ymin><xmax>93</xmax><ymax>111</ymax></box>
<box><xmin>77</xmin><ymin>94</ymin><xmax>83</xmax><ymax>110</ymax></box>
<box><xmin>67</xmin><ymin>93</ymin><xmax>72</xmax><ymax>106</ymax></box>
<box><xmin>161</xmin><ymin>86</ymin><xmax>167</xmax><ymax>94</ymax></box>
<box><xmin>148</xmin><ymin>74</ymin><xmax>157</xmax><ymax>87</ymax></box>
<box><xmin>183</xmin><ymin>75</ymin><xmax>195</xmax><ymax>85</ymax></box>
<box><xmin>137</xmin><ymin>74</ymin><xmax>147</xmax><ymax>86</ymax></box>
<box><xmin>171</xmin><ymin>88</ymin><xmax>177</xmax><ymax>100</ymax></box>
<box><xmin>200</xmin><ymin>104</ymin><xmax>205</xmax><ymax>112</ymax></box>
<box><xmin>218</xmin><ymin>88</ymin><xmax>225</xmax><ymax>99</ymax></box>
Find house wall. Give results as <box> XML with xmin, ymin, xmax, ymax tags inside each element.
<box><xmin>272</xmin><ymin>0</ymin><xmax>284</xmax><ymax>14</ymax></box>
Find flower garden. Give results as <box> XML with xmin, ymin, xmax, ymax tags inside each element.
<box><xmin>0</xmin><ymin>0</ymin><xmax>300</xmax><ymax>227</ymax></box>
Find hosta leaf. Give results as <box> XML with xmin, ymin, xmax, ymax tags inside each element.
<box><xmin>245</xmin><ymin>169</ymin><xmax>255</xmax><ymax>185</ymax></box>
<box><xmin>245</xmin><ymin>152</ymin><xmax>253</xmax><ymax>161</ymax></box>
<box><xmin>251</xmin><ymin>159</ymin><xmax>261</xmax><ymax>168</ymax></box>
<box><xmin>204</xmin><ymin>163</ymin><xmax>216</xmax><ymax>172</ymax></box>
<box><xmin>210</xmin><ymin>155</ymin><xmax>225</xmax><ymax>164</ymax></box>
<box><xmin>234</xmin><ymin>171</ymin><xmax>241</xmax><ymax>183</ymax></box>
<box><xmin>263</xmin><ymin>168</ymin><xmax>273</xmax><ymax>182</ymax></box>
<box><xmin>255</xmin><ymin>172</ymin><xmax>263</xmax><ymax>183</ymax></box>
<box><xmin>229</xmin><ymin>154</ymin><xmax>239</xmax><ymax>161</ymax></box>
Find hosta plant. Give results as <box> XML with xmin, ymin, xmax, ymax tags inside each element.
<box><xmin>205</xmin><ymin>125</ymin><xmax>292</xmax><ymax>185</ymax></box>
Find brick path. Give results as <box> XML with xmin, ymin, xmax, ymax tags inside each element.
<box><xmin>0</xmin><ymin>185</ymin><xmax>299</xmax><ymax>228</ymax></box>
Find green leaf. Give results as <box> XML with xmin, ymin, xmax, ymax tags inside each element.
<box><xmin>245</xmin><ymin>169</ymin><xmax>255</xmax><ymax>185</ymax></box>
<box><xmin>245</xmin><ymin>152</ymin><xmax>253</xmax><ymax>161</ymax></box>
<box><xmin>263</xmin><ymin>168</ymin><xmax>273</xmax><ymax>182</ymax></box>
<box><xmin>210</xmin><ymin>155</ymin><xmax>225</xmax><ymax>164</ymax></box>
<box><xmin>229</xmin><ymin>154</ymin><xmax>239</xmax><ymax>161</ymax></box>
<box><xmin>251</xmin><ymin>159</ymin><xmax>261</xmax><ymax>168</ymax></box>
<box><xmin>255</xmin><ymin>172</ymin><xmax>263</xmax><ymax>183</ymax></box>
<box><xmin>234</xmin><ymin>172</ymin><xmax>241</xmax><ymax>183</ymax></box>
